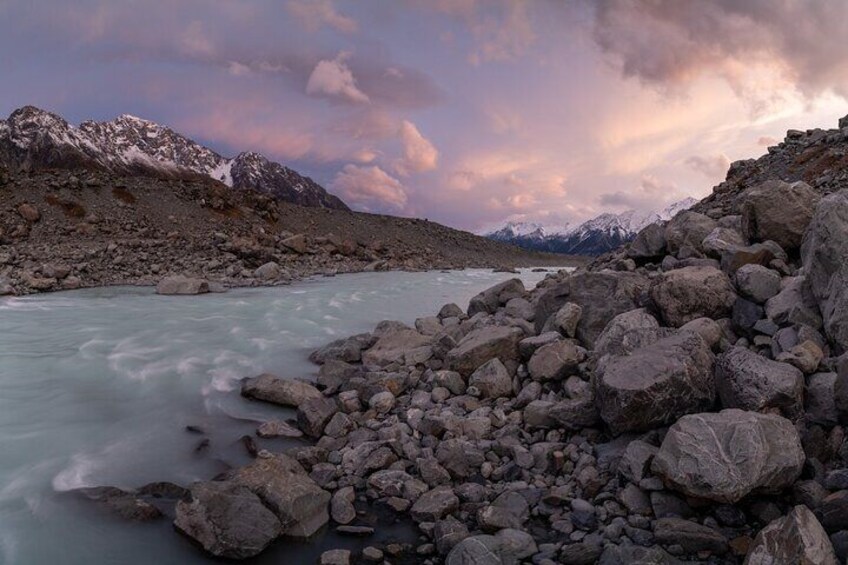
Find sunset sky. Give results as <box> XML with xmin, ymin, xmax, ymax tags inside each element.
<box><xmin>2</xmin><ymin>0</ymin><xmax>847</xmax><ymax>231</ymax></box>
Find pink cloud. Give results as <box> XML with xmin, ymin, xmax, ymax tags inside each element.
<box><xmin>306</xmin><ymin>52</ymin><xmax>370</xmax><ymax>104</ymax></box>
<box><xmin>285</xmin><ymin>0</ymin><xmax>358</xmax><ymax>34</ymax></box>
<box><xmin>331</xmin><ymin>164</ymin><xmax>408</xmax><ymax>210</ymax></box>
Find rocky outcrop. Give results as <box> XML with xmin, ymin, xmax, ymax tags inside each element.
<box><xmin>739</xmin><ymin>180</ymin><xmax>820</xmax><ymax>252</ymax></box>
<box><xmin>652</xmin><ymin>410</ymin><xmax>804</xmax><ymax>503</ymax></box>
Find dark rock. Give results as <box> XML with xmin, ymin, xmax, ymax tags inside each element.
<box><xmin>746</xmin><ymin>505</ymin><xmax>837</xmax><ymax>564</ymax></box>
<box><xmin>715</xmin><ymin>346</ymin><xmax>804</xmax><ymax>418</ymax></box>
<box><xmin>650</xmin><ymin>266</ymin><xmax>736</xmax><ymax>327</ymax></box>
<box><xmin>241</xmin><ymin>373</ymin><xmax>321</xmax><ymax>407</ymax></box>
<box><xmin>740</xmin><ymin>179</ymin><xmax>820</xmax><ymax>251</ymax></box>
<box><xmin>653</xmin><ymin>517</ymin><xmax>727</xmax><ymax>554</ymax></box>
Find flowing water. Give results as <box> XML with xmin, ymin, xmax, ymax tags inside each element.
<box><xmin>0</xmin><ymin>268</ymin><xmax>562</xmax><ymax>565</ymax></box>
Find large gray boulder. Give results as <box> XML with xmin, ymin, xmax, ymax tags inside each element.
<box><xmin>650</xmin><ymin>266</ymin><xmax>736</xmax><ymax>327</ymax></box>
<box><xmin>702</xmin><ymin>227</ymin><xmax>746</xmax><ymax>258</ymax></box>
<box><xmin>665</xmin><ymin>211</ymin><xmax>717</xmax><ymax>255</ymax></box>
<box><xmin>652</xmin><ymin>410</ymin><xmax>804</xmax><ymax>503</ymax></box>
<box><xmin>228</xmin><ymin>454</ymin><xmax>330</xmax><ymax>538</ymax></box>
<box><xmin>802</xmin><ymin>190</ymin><xmax>848</xmax><ymax>352</ymax></box>
<box><xmin>740</xmin><ymin>179</ymin><xmax>820</xmax><ymax>251</ymax></box>
<box><xmin>534</xmin><ymin>272</ymin><xmax>648</xmax><ymax>347</ymax></box>
<box><xmin>309</xmin><ymin>333</ymin><xmax>376</xmax><ymax>365</ymax></box>
<box><xmin>361</xmin><ymin>326</ymin><xmax>431</xmax><ymax>366</ymax></box>
<box><xmin>764</xmin><ymin>276</ymin><xmax>821</xmax><ymax>327</ymax></box>
<box><xmin>592</xmin><ymin>308</ymin><xmax>661</xmax><ymax>370</ymax></box>
<box><xmin>156</xmin><ymin>275</ymin><xmax>209</xmax><ymax>295</ymax></box>
<box><xmin>628</xmin><ymin>223</ymin><xmax>667</xmax><ymax>260</ymax></box>
<box><xmin>714</xmin><ymin>347</ymin><xmax>804</xmax><ymax>418</ymax></box>
<box><xmin>446</xmin><ymin>326</ymin><xmax>523</xmax><ymax>377</ymax></box>
<box><xmin>735</xmin><ymin>264</ymin><xmax>781</xmax><ymax>304</ymax></box>
<box><xmin>596</xmin><ymin>332</ymin><xmax>715</xmax><ymax>434</ymax></box>
<box><xmin>241</xmin><ymin>374</ymin><xmax>322</xmax><ymax>407</ymax></box>
<box><xmin>527</xmin><ymin>340</ymin><xmax>584</xmax><ymax>381</ymax></box>
<box><xmin>744</xmin><ymin>505</ymin><xmax>838</xmax><ymax>565</ymax></box>
<box><xmin>174</xmin><ymin>481</ymin><xmax>281</xmax><ymax>559</ymax></box>
<box><xmin>468</xmin><ymin>279</ymin><xmax>526</xmax><ymax>316</ymax></box>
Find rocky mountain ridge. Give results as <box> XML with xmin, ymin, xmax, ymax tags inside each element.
<box><xmin>485</xmin><ymin>197</ymin><xmax>697</xmax><ymax>256</ymax></box>
<box><xmin>0</xmin><ymin>106</ymin><xmax>348</xmax><ymax>210</ymax></box>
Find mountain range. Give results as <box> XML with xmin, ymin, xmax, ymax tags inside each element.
<box><xmin>483</xmin><ymin>197</ymin><xmax>698</xmax><ymax>256</ymax></box>
<box><xmin>0</xmin><ymin>106</ymin><xmax>348</xmax><ymax>210</ymax></box>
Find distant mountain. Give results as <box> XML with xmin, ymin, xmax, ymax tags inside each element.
<box><xmin>0</xmin><ymin>106</ymin><xmax>348</xmax><ymax>210</ymax></box>
<box><xmin>484</xmin><ymin>197</ymin><xmax>697</xmax><ymax>256</ymax></box>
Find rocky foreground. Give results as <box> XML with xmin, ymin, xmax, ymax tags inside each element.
<box><xmin>67</xmin><ymin>115</ymin><xmax>848</xmax><ymax>564</ymax></box>
<box><xmin>0</xmin><ymin>167</ymin><xmax>572</xmax><ymax>296</ymax></box>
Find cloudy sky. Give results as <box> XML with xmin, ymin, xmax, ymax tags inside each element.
<box><xmin>1</xmin><ymin>1</ymin><xmax>847</xmax><ymax>231</ymax></box>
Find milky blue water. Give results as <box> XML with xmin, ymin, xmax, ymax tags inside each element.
<box><xmin>0</xmin><ymin>268</ymin><xmax>561</xmax><ymax>565</ymax></box>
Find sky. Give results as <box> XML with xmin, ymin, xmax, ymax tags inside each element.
<box><xmin>1</xmin><ymin>0</ymin><xmax>847</xmax><ymax>232</ymax></box>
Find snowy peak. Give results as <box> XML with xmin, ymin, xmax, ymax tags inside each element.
<box><xmin>484</xmin><ymin>197</ymin><xmax>696</xmax><ymax>256</ymax></box>
<box><xmin>0</xmin><ymin>106</ymin><xmax>349</xmax><ymax>210</ymax></box>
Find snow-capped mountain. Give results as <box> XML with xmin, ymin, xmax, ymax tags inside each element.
<box><xmin>484</xmin><ymin>197</ymin><xmax>698</xmax><ymax>256</ymax></box>
<box><xmin>0</xmin><ymin>106</ymin><xmax>348</xmax><ymax>210</ymax></box>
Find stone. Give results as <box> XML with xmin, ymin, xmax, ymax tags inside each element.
<box><xmin>553</xmin><ymin>302</ymin><xmax>582</xmax><ymax>337</ymax></box>
<box><xmin>281</xmin><ymin>234</ymin><xmax>309</xmax><ymax>254</ymax></box>
<box><xmin>599</xmin><ymin>544</ymin><xmax>682</xmax><ymax>564</ymax></box>
<box><xmin>802</xmin><ymin>190</ymin><xmax>848</xmax><ymax>351</ymax></box>
<box><xmin>527</xmin><ymin>340</ymin><xmax>584</xmax><ymax>381</ymax></box>
<box><xmin>468</xmin><ymin>358</ymin><xmax>513</xmax><ymax>399</ymax></box>
<box><xmin>367</xmin><ymin>391</ymin><xmax>395</xmax><ymax>413</ymax></box>
<box><xmin>650</xmin><ymin>266</ymin><xmax>736</xmax><ymax>327</ymax></box>
<box><xmin>241</xmin><ymin>374</ymin><xmax>321</xmax><ymax>407</ymax></box>
<box><xmin>446</xmin><ymin>530</ymin><xmax>536</xmax><ymax>565</ymax></box>
<box><xmin>362</xmin><ymin>327</ymin><xmax>431</xmax><ymax>367</ymax></box>
<box><xmin>745</xmin><ymin>505</ymin><xmax>837</xmax><ymax>565</ymax></box>
<box><xmin>807</xmin><ymin>372</ymin><xmax>838</xmax><ymax>426</ymax></box>
<box><xmin>740</xmin><ymin>180</ymin><xmax>820</xmax><ymax>251</ymax></box>
<box><xmin>679</xmin><ymin>317</ymin><xmax>723</xmax><ymax>349</ymax></box>
<box><xmin>654</xmin><ymin>517</ymin><xmax>727</xmax><ymax>554</ymax></box>
<box><xmin>436</xmin><ymin>439</ymin><xmax>485</xmax><ymax>479</ymax></box>
<box><xmin>297</xmin><ymin>396</ymin><xmax>338</xmax><ymax>438</ymax></box>
<box><xmin>410</xmin><ymin>486</ymin><xmax>459</xmax><ymax>522</ymax></box>
<box><xmin>310</xmin><ymin>334</ymin><xmax>376</xmax><ymax>365</ymax></box>
<box><xmin>777</xmin><ymin>340</ymin><xmax>824</xmax><ymax>374</ymax></box>
<box><xmin>628</xmin><ymin>223</ymin><xmax>667</xmax><ymax>260</ymax></box>
<box><xmin>156</xmin><ymin>275</ymin><xmax>209</xmax><ymax>295</ymax></box>
<box><xmin>714</xmin><ymin>347</ymin><xmax>804</xmax><ymax>418</ymax></box>
<box><xmin>504</xmin><ymin>297</ymin><xmax>534</xmax><ymax>320</ymax></box>
<box><xmin>229</xmin><ymin>453</ymin><xmax>330</xmax><ymax>538</ymax></box>
<box><xmin>596</xmin><ymin>332</ymin><xmax>715</xmax><ymax>434</ymax></box>
<box><xmin>256</xmin><ymin>420</ymin><xmax>303</xmax><ymax>438</ymax></box>
<box><xmin>477</xmin><ymin>491</ymin><xmax>529</xmax><ymax>532</ymax></box>
<box><xmin>652</xmin><ymin>409</ymin><xmax>804</xmax><ymax>504</ymax></box>
<box><xmin>735</xmin><ymin>264</ymin><xmax>781</xmax><ymax>304</ymax></box>
<box><xmin>821</xmin><ymin>491</ymin><xmax>848</xmax><ymax>532</ymax></box>
<box><xmin>439</xmin><ymin>303</ymin><xmax>464</xmax><ymax>319</ymax></box>
<box><xmin>721</xmin><ymin>243</ymin><xmax>778</xmax><ymax>275</ymax></box>
<box><xmin>434</xmin><ymin>515</ymin><xmax>470</xmax><ymax>554</ymax></box>
<box><xmin>330</xmin><ymin>486</ymin><xmax>356</xmax><ymax>525</ymax></box>
<box><xmin>319</xmin><ymin>549</ymin><xmax>350</xmax><ymax>565</ymax></box>
<box><xmin>619</xmin><ymin>440</ymin><xmax>658</xmax><ymax>483</ymax></box>
<box><xmin>74</xmin><ymin>486</ymin><xmax>163</xmax><ymax>522</ymax></box>
<box><xmin>533</xmin><ymin>271</ymin><xmax>649</xmax><ymax>347</ymax></box>
<box><xmin>665</xmin><ymin>211</ymin><xmax>718</xmax><ymax>255</ymax></box>
<box><xmin>446</xmin><ymin>326</ymin><xmax>523</xmax><ymax>377</ymax></box>
<box><xmin>732</xmin><ymin>297</ymin><xmax>764</xmax><ymax>333</ymax></box>
<box><xmin>174</xmin><ymin>481</ymin><xmax>281</xmax><ymax>559</ymax></box>
<box><xmin>254</xmin><ymin>261</ymin><xmax>281</xmax><ymax>281</ymax></box>
<box><xmin>702</xmin><ymin>227</ymin><xmax>746</xmax><ymax>258</ymax></box>
<box><xmin>764</xmin><ymin>276</ymin><xmax>819</xmax><ymax>327</ymax></box>
<box><xmin>468</xmin><ymin>278</ymin><xmax>525</xmax><ymax>316</ymax></box>
<box><xmin>17</xmin><ymin>203</ymin><xmax>40</xmax><ymax>222</ymax></box>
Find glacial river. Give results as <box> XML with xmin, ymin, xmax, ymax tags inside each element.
<box><xmin>0</xmin><ymin>268</ymin><xmax>561</xmax><ymax>565</ymax></box>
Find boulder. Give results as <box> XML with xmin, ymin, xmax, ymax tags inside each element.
<box><xmin>467</xmin><ymin>279</ymin><xmax>525</xmax><ymax>316</ymax></box>
<box><xmin>596</xmin><ymin>332</ymin><xmax>715</xmax><ymax>434</ymax></box>
<box><xmin>228</xmin><ymin>453</ymin><xmax>330</xmax><ymax>538</ymax></box>
<box><xmin>653</xmin><ymin>517</ymin><xmax>728</xmax><ymax>554</ymax></box>
<box><xmin>468</xmin><ymin>358</ymin><xmax>513</xmax><ymax>399</ymax></box>
<box><xmin>801</xmin><ymin>190</ymin><xmax>848</xmax><ymax>351</ymax></box>
<box><xmin>527</xmin><ymin>340</ymin><xmax>584</xmax><ymax>381</ymax></box>
<box><xmin>650</xmin><ymin>266</ymin><xmax>736</xmax><ymax>327</ymax></box>
<box><xmin>254</xmin><ymin>261</ymin><xmax>282</xmax><ymax>281</ymax></box>
<box><xmin>553</xmin><ymin>302</ymin><xmax>582</xmax><ymax>337</ymax></box>
<box><xmin>665</xmin><ymin>211</ymin><xmax>717</xmax><ymax>255</ymax></box>
<box><xmin>156</xmin><ymin>275</ymin><xmax>209</xmax><ymax>295</ymax></box>
<box><xmin>297</xmin><ymin>397</ymin><xmax>338</xmax><ymax>438</ymax></box>
<box><xmin>740</xmin><ymin>180</ymin><xmax>820</xmax><ymax>251</ymax></box>
<box><xmin>592</xmin><ymin>308</ymin><xmax>660</xmax><ymax>366</ymax></box>
<box><xmin>73</xmin><ymin>486</ymin><xmax>163</xmax><ymax>522</ymax></box>
<box><xmin>281</xmin><ymin>234</ymin><xmax>309</xmax><ymax>254</ymax></box>
<box><xmin>765</xmin><ymin>276</ymin><xmax>821</xmax><ymax>327</ymax></box>
<box><xmin>744</xmin><ymin>505</ymin><xmax>837</xmax><ymax>565</ymax></box>
<box><xmin>777</xmin><ymin>340</ymin><xmax>823</xmax><ymax>374</ymax></box>
<box><xmin>702</xmin><ymin>227</ymin><xmax>746</xmax><ymax>258</ymax></box>
<box><xmin>714</xmin><ymin>347</ymin><xmax>804</xmax><ymax>418</ymax></box>
<box><xmin>652</xmin><ymin>409</ymin><xmax>804</xmax><ymax>503</ymax></box>
<box><xmin>174</xmin><ymin>481</ymin><xmax>281</xmax><ymax>559</ymax></box>
<box><xmin>599</xmin><ymin>544</ymin><xmax>682</xmax><ymax>565</ymax></box>
<box><xmin>361</xmin><ymin>327</ymin><xmax>431</xmax><ymax>367</ymax></box>
<box><xmin>534</xmin><ymin>272</ymin><xmax>648</xmax><ymax>347</ymax></box>
<box><xmin>628</xmin><ymin>223</ymin><xmax>667</xmax><ymax>260</ymax></box>
<box><xmin>309</xmin><ymin>334</ymin><xmax>376</xmax><ymax>365</ymax></box>
<box><xmin>17</xmin><ymin>202</ymin><xmax>40</xmax><ymax>222</ymax></box>
<box><xmin>446</xmin><ymin>530</ymin><xmax>537</xmax><ymax>565</ymax></box>
<box><xmin>806</xmin><ymin>372</ymin><xmax>838</xmax><ymax>426</ymax></box>
<box><xmin>735</xmin><ymin>264</ymin><xmax>781</xmax><ymax>304</ymax></box>
<box><xmin>446</xmin><ymin>326</ymin><xmax>523</xmax><ymax>377</ymax></box>
<box><xmin>241</xmin><ymin>374</ymin><xmax>321</xmax><ymax>407</ymax></box>
<box><xmin>410</xmin><ymin>486</ymin><xmax>459</xmax><ymax>522</ymax></box>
